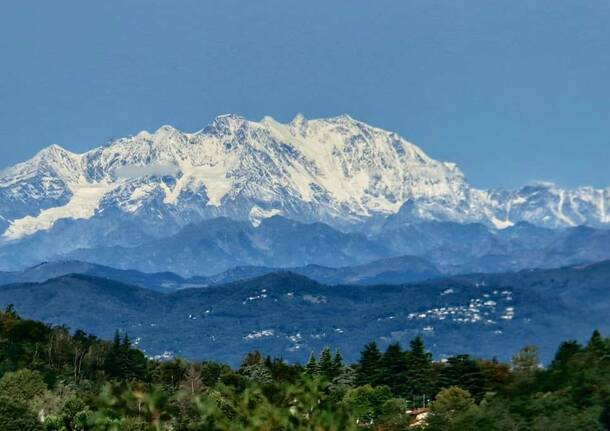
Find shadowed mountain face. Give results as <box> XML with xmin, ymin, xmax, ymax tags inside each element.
<box><xmin>1</xmin><ymin>262</ymin><xmax>610</xmax><ymax>365</ymax></box>
<box><xmin>0</xmin><ymin>216</ymin><xmax>393</xmax><ymax>275</ymax></box>
<box><xmin>0</xmin><ymin>261</ymin><xmax>203</xmax><ymax>293</ymax></box>
<box><xmin>3</xmin><ymin>217</ymin><xmax>610</xmax><ymax>278</ymax></box>
<box><xmin>204</xmin><ymin>255</ymin><xmax>441</xmax><ymax>286</ymax></box>
<box><xmin>0</xmin><ymin>254</ymin><xmax>441</xmax><ymax>291</ymax></box>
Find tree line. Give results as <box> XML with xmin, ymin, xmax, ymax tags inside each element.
<box><xmin>1</xmin><ymin>305</ymin><xmax>609</xmax><ymax>430</ymax></box>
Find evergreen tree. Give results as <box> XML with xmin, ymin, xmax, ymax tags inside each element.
<box><xmin>112</xmin><ymin>330</ymin><xmax>121</xmax><ymax>349</ymax></box>
<box><xmin>241</xmin><ymin>362</ymin><xmax>273</xmax><ymax>385</ymax></box>
<box><xmin>105</xmin><ymin>333</ymin><xmax>147</xmax><ymax>381</ymax></box>
<box><xmin>405</xmin><ymin>336</ymin><xmax>434</xmax><ymax>402</ymax></box>
<box><xmin>380</xmin><ymin>343</ymin><xmax>408</xmax><ymax>396</ymax></box>
<box><xmin>267</xmin><ymin>357</ymin><xmax>301</xmax><ymax>383</ymax></box>
<box><xmin>240</xmin><ymin>350</ymin><xmax>263</xmax><ymax>370</ymax></box>
<box><xmin>319</xmin><ymin>347</ymin><xmax>334</xmax><ymax>379</ymax></box>
<box><xmin>264</xmin><ymin>355</ymin><xmax>273</xmax><ymax>369</ymax></box>
<box><xmin>551</xmin><ymin>340</ymin><xmax>582</xmax><ymax>369</ymax></box>
<box><xmin>439</xmin><ymin>355</ymin><xmax>487</xmax><ymax>401</ymax></box>
<box><xmin>587</xmin><ymin>330</ymin><xmax>609</xmax><ymax>360</ymax></box>
<box><xmin>305</xmin><ymin>352</ymin><xmax>319</xmax><ymax>376</ymax></box>
<box><xmin>356</xmin><ymin>342</ymin><xmax>382</xmax><ymax>386</ymax></box>
<box><xmin>333</xmin><ymin>348</ymin><xmax>344</xmax><ymax>375</ymax></box>
<box><xmin>332</xmin><ymin>366</ymin><xmax>356</xmax><ymax>389</ymax></box>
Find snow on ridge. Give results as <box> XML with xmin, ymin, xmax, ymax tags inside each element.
<box><xmin>0</xmin><ymin>144</ymin><xmax>85</xmax><ymax>187</ymax></box>
<box><xmin>114</xmin><ymin>161</ymin><xmax>181</xmax><ymax>179</ymax></box>
<box><xmin>0</xmin><ymin>114</ymin><xmax>609</xmax><ymax>241</ymax></box>
<box><xmin>249</xmin><ymin>206</ymin><xmax>282</xmax><ymax>227</ymax></box>
<box><xmin>2</xmin><ymin>182</ymin><xmax>117</xmax><ymax>241</ymax></box>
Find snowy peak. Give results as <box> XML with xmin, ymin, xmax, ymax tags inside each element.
<box><xmin>0</xmin><ymin>114</ymin><xmax>608</xmax><ymax>245</ymax></box>
<box><xmin>0</xmin><ymin>144</ymin><xmax>84</xmax><ymax>187</ymax></box>
<box><xmin>487</xmin><ymin>183</ymin><xmax>610</xmax><ymax>228</ymax></box>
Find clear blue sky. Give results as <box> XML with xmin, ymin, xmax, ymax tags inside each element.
<box><xmin>1</xmin><ymin>0</ymin><xmax>609</xmax><ymax>188</ymax></box>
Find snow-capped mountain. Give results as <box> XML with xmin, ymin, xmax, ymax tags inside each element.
<box><xmin>0</xmin><ymin>114</ymin><xmax>608</xmax><ymax>249</ymax></box>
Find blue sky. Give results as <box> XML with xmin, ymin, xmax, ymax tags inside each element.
<box><xmin>1</xmin><ymin>0</ymin><xmax>609</xmax><ymax>188</ymax></box>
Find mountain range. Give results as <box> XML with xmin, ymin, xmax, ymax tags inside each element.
<box><xmin>1</xmin><ymin>112</ymin><xmax>609</xmax><ymax>367</ymax></box>
<box><xmin>1</xmin><ymin>261</ymin><xmax>610</xmax><ymax>365</ymax></box>
<box><xmin>0</xmin><ymin>255</ymin><xmax>441</xmax><ymax>292</ymax></box>
<box><xmin>0</xmin><ymin>114</ymin><xmax>608</xmax><ymax>274</ymax></box>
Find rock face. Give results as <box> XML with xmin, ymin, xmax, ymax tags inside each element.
<box><xmin>0</xmin><ymin>114</ymin><xmax>608</xmax><ymax>271</ymax></box>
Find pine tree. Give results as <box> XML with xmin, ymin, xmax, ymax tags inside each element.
<box><xmin>333</xmin><ymin>348</ymin><xmax>344</xmax><ymax>375</ymax></box>
<box><xmin>332</xmin><ymin>366</ymin><xmax>356</xmax><ymax>388</ymax></box>
<box><xmin>587</xmin><ymin>330</ymin><xmax>608</xmax><ymax>359</ymax></box>
<box><xmin>440</xmin><ymin>355</ymin><xmax>487</xmax><ymax>401</ymax></box>
<box><xmin>305</xmin><ymin>352</ymin><xmax>319</xmax><ymax>376</ymax></box>
<box><xmin>240</xmin><ymin>350</ymin><xmax>263</xmax><ymax>370</ymax></box>
<box><xmin>264</xmin><ymin>355</ymin><xmax>273</xmax><ymax>369</ymax></box>
<box><xmin>404</xmin><ymin>336</ymin><xmax>433</xmax><ymax>401</ymax></box>
<box><xmin>112</xmin><ymin>330</ymin><xmax>121</xmax><ymax>349</ymax></box>
<box><xmin>319</xmin><ymin>347</ymin><xmax>334</xmax><ymax>379</ymax></box>
<box><xmin>380</xmin><ymin>343</ymin><xmax>408</xmax><ymax>396</ymax></box>
<box><xmin>105</xmin><ymin>332</ymin><xmax>147</xmax><ymax>381</ymax></box>
<box><xmin>356</xmin><ymin>342</ymin><xmax>382</xmax><ymax>386</ymax></box>
<box><xmin>104</xmin><ymin>331</ymin><xmax>123</xmax><ymax>378</ymax></box>
<box><xmin>551</xmin><ymin>340</ymin><xmax>582</xmax><ymax>369</ymax></box>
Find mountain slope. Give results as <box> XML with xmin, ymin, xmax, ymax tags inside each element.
<box><xmin>0</xmin><ymin>261</ymin><xmax>206</xmax><ymax>292</ymax></box>
<box><xmin>205</xmin><ymin>255</ymin><xmax>441</xmax><ymax>286</ymax></box>
<box><xmin>56</xmin><ymin>220</ymin><xmax>610</xmax><ymax>277</ymax></box>
<box><xmin>2</xmin><ymin>262</ymin><xmax>610</xmax><ymax>364</ymax></box>
<box><xmin>0</xmin><ymin>254</ymin><xmax>441</xmax><ymax>291</ymax></box>
<box><xmin>64</xmin><ymin>216</ymin><xmax>392</xmax><ymax>276</ymax></box>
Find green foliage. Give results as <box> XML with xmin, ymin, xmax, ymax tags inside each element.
<box><xmin>0</xmin><ymin>395</ymin><xmax>43</xmax><ymax>431</ymax></box>
<box><xmin>512</xmin><ymin>345</ymin><xmax>540</xmax><ymax>377</ymax></box>
<box><xmin>3</xmin><ymin>308</ymin><xmax>610</xmax><ymax>430</ymax></box>
<box><xmin>379</xmin><ymin>343</ymin><xmax>408</xmax><ymax>396</ymax></box>
<box><xmin>61</xmin><ymin>397</ymin><xmax>89</xmax><ymax>430</ymax></box>
<box><xmin>341</xmin><ymin>384</ymin><xmax>393</xmax><ymax>424</ymax></box>
<box><xmin>150</xmin><ymin>358</ymin><xmax>187</xmax><ymax>391</ymax></box>
<box><xmin>104</xmin><ymin>332</ymin><xmax>147</xmax><ymax>381</ymax></box>
<box><xmin>377</xmin><ymin>398</ymin><xmax>411</xmax><ymax>429</ymax></box>
<box><xmin>333</xmin><ymin>348</ymin><xmax>344</xmax><ymax>373</ymax></box>
<box><xmin>356</xmin><ymin>342</ymin><xmax>382</xmax><ymax>386</ymax></box>
<box><xmin>305</xmin><ymin>351</ymin><xmax>318</xmax><ymax>376</ymax></box>
<box><xmin>319</xmin><ymin>346</ymin><xmax>334</xmax><ymax>380</ymax></box>
<box><xmin>240</xmin><ymin>363</ymin><xmax>272</xmax><ymax>385</ymax></box>
<box><xmin>551</xmin><ymin>340</ymin><xmax>582</xmax><ymax>368</ymax></box>
<box><xmin>0</xmin><ymin>369</ymin><xmax>47</xmax><ymax>403</ymax></box>
<box><xmin>439</xmin><ymin>355</ymin><xmax>487</xmax><ymax>401</ymax></box>
<box><xmin>200</xmin><ymin>361</ymin><xmax>230</xmax><ymax>387</ymax></box>
<box><xmin>404</xmin><ymin>335</ymin><xmax>433</xmax><ymax>402</ymax></box>
<box><xmin>432</xmin><ymin>386</ymin><xmax>476</xmax><ymax>417</ymax></box>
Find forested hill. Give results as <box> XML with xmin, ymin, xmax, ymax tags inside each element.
<box><xmin>1</xmin><ymin>307</ymin><xmax>610</xmax><ymax>430</ymax></box>
<box><xmin>0</xmin><ymin>261</ymin><xmax>610</xmax><ymax>365</ymax></box>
